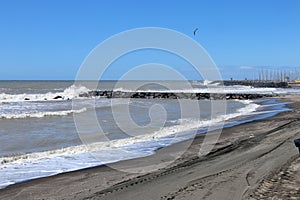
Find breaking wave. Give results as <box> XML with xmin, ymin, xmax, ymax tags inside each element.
<box><xmin>0</xmin><ymin>85</ymin><xmax>90</xmax><ymax>103</ymax></box>
<box><xmin>0</xmin><ymin>108</ymin><xmax>87</xmax><ymax>119</ymax></box>
<box><xmin>112</xmin><ymin>85</ymin><xmax>277</xmax><ymax>94</ymax></box>
<box><xmin>0</xmin><ymin>100</ymin><xmax>260</xmax><ymax>189</ymax></box>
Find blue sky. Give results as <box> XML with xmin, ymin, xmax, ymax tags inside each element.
<box><xmin>0</xmin><ymin>0</ymin><xmax>299</xmax><ymax>80</ymax></box>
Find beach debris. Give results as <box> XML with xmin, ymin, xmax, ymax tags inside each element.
<box><xmin>293</xmin><ymin>138</ymin><xmax>300</xmax><ymax>154</ymax></box>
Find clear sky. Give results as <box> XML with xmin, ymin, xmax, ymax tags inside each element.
<box><xmin>0</xmin><ymin>0</ymin><xmax>300</xmax><ymax>80</ymax></box>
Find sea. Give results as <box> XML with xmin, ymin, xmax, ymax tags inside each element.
<box><xmin>0</xmin><ymin>80</ymin><xmax>299</xmax><ymax>189</ymax></box>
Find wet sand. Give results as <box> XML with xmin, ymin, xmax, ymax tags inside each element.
<box><xmin>1</xmin><ymin>96</ymin><xmax>300</xmax><ymax>200</ymax></box>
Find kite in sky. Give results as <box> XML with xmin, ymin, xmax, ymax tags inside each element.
<box><xmin>193</xmin><ymin>28</ymin><xmax>198</xmax><ymax>36</ymax></box>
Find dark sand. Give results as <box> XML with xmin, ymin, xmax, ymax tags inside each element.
<box><xmin>1</xmin><ymin>96</ymin><xmax>300</xmax><ymax>200</ymax></box>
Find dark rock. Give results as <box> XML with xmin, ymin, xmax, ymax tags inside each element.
<box><xmin>53</xmin><ymin>96</ymin><xmax>63</xmax><ymax>99</ymax></box>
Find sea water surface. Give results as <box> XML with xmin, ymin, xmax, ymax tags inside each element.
<box><xmin>0</xmin><ymin>81</ymin><xmax>297</xmax><ymax>189</ymax></box>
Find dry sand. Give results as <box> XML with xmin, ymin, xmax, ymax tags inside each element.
<box><xmin>1</xmin><ymin>96</ymin><xmax>300</xmax><ymax>200</ymax></box>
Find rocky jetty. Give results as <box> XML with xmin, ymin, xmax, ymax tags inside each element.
<box><xmin>79</xmin><ymin>90</ymin><xmax>276</xmax><ymax>100</ymax></box>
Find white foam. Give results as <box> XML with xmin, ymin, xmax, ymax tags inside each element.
<box><xmin>113</xmin><ymin>86</ymin><xmax>278</xmax><ymax>94</ymax></box>
<box><xmin>0</xmin><ymin>108</ymin><xmax>87</xmax><ymax>119</ymax></box>
<box><xmin>0</xmin><ymin>85</ymin><xmax>90</xmax><ymax>103</ymax></box>
<box><xmin>0</xmin><ymin>100</ymin><xmax>260</xmax><ymax>189</ymax></box>
<box><xmin>79</xmin><ymin>100</ymin><xmax>259</xmax><ymax>150</ymax></box>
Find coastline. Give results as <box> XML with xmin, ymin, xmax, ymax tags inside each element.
<box><xmin>1</xmin><ymin>95</ymin><xmax>300</xmax><ymax>199</ymax></box>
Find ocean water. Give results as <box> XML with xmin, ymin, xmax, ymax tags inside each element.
<box><xmin>0</xmin><ymin>81</ymin><xmax>296</xmax><ymax>189</ymax></box>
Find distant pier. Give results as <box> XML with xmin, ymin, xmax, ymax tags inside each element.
<box><xmin>222</xmin><ymin>80</ymin><xmax>289</xmax><ymax>88</ymax></box>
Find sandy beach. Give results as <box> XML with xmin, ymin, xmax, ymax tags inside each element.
<box><xmin>1</xmin><ymin>96</ymin><xmax>300</xmax><ymax>200</ymax></box>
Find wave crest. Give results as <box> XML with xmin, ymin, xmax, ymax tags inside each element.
<box><xmin>0</xmin><ymin>85</ymin><xmax>90</xmax><ymax>103</ymax></box>
<box><xmin>0</xmin><ymin>108</ymin><xmax>87</xmax><ymax>119</ymax></box>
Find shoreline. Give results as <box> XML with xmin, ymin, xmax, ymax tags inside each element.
<box><xmin>0</xmin><ymin>98</ymin><xmax>282</xmax><ymax>187</ymax></box>
<box><xmin>0</xmin><ymin>98</ymin><xmax>275</xmax><ymax>188</ymax></box>
<box><xmin>1</xmin><ymin>95</ymin><xmax>300</xmax><ymax>199</ymax></box>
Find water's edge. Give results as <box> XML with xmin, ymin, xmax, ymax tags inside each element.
<box><xmin>0</xmin><ymin>97</ymin><xmax>291</xmax><ymax>190</ymax></box>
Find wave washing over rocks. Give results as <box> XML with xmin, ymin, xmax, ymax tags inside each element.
<box><xmin>0</xmin><ymin>85</ymin><xmax>90</xmax><ymax>102</ymax></box>
<box><xmin>0</xmin><ymin>83</ymin><xmax>299</xmax><ymax>103</ymax></box>
<box><xmin>79</xmin><ymin>90</ymin><xmax>277</xmax><ymax>100</ymax></box>
<box><xmin>77</xmin><ymin>84</ymin><xmax>300</xmax><ymax>100</ymax></box>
